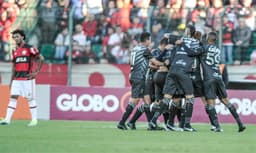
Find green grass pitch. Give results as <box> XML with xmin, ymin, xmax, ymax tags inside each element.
<box><xmin>0</xmin><ymin>120</ymin><xmax>255</xmax><ymax>153</ymax></box>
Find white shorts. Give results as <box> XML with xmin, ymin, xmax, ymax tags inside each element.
<box><xmin>11</xmin><ymin>79</ymin><xmax>36</xmax><ymax>99</ymax></box>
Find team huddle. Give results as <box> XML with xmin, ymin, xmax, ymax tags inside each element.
<box><xmin>117</xmin><ymin>25</ymin><xmax>246</xmax><ymax>132</ymax></box>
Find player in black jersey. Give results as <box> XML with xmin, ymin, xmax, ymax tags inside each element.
<box><xmin>126</xmin><ymin>66</ymin><xmax>156</xmax><ymax>130</ymax></box>
<box><xmin>127</xmin><ymin>37</ymin><xmax>171</xmax><ymax>130</ymax></box>
<box><xmin>152</xmin><ymin>37</ymin><xmax>173</xmax><ymax>129</ymax></box>
<box><xmin>149</xmin><ymin>25</ymin><xmax>203</xmax><ymax>131</ymax></box>
<box><xmin>166</xmin><ymin>31</ymin><xmax>207</xmax><ymax>130</ymax></box>
<box><xmin>201</xmin><ymin>32</ymin><xmax>246</xmax><ymax>132</ymax></box>
<box><xmin>117</xmin><ymin>32</ymin><xmax>165</xmax><ymax>130</ymax></box>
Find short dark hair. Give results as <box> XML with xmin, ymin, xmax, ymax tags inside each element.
<box><xmin>11</xmin><ymin>29</ymin><xmax>26</xmax><ymax>40</ymax></box>
<box><xmin>207</xmin><ymin>31</ymin><xmax>217</xmax><ymax>43</ymax></box>
<box><xmin>160</xmin><ymin>37</ymin><xmax>169</xmax><ymax>45</ymax></box>
<box><xmin>187</xmin><ymin>24</ymin><xmax>195</xmax><ymax>36</ymax></box>
<box><xmin>140</xmin><ymin>32</ymin><xmax>151</xmax><ymax>42</ymax></box>
<box><xmin>193</xmin><ymin>31</ymin><xmax>202</xmax><ymax>40</ymax></box>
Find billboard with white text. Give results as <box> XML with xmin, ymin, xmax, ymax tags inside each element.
<box><xmin>50</xmin><ymin>86</ymin><xmax>256</xmax><ymax>124</ymax></box>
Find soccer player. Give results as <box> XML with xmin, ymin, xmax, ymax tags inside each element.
<box><xmin>117</xmin><ymin>32</ymin><xmax>164</xmax><ymax>130</ymax></box>
<box><xmin>126</xmin><ymin>37</ymin><xmax>171</xmax><ymax>130</ymax></box>
<box><xmin>150</xmin><ymin>25</ymin><xmax>203</xmax><ymax>131</ymax></box>
<box><xmin>164</xmin><ymin>25</ymin><xmax>203</xmax><ymax>131</ymax></box>
<box><xmin>201</xmin><ymin>31</ymin><xmax>246</xmax><ymax>132</ymax></box>
<box><xmin>126</xmin><ymin>57</ymin><xmax>157</xmax><ymax>130</ymax></box>
<box><xmin>0</xmin><ymin>29</ymin><xmax>44</xmax><ymax>126</ymax></box>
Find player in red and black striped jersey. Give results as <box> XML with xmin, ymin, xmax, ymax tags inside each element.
<box><xmin>0</xmin><ymin>29</ymin><xmax>44</xmax><ymax>126</ymax></box>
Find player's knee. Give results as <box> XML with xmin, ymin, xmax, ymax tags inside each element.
<box><xmin>171</xmin><ymin>101</ymin><xmax>179</xmax><ymax>107</ymax></box>
<box><xmin>207</xmin><ymin>104</ymin><xmax>215</xmax><ymax>110</ymax></box>
<box><xmin>185</xmin><ymin>97</ymin><xmax>194</xmax><ymax>104</ymax></box>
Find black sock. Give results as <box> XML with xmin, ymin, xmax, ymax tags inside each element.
<box><xmin>207</xmin><ymin>105</ymin><xmax>220</xmax><ymax>128</ymax></box>
<box><xmin>162</xmin><ymin>112</ymin><xmax>169</xmax><ymax>124</ymax></box>
<box><xmin>150</xmin><ymin>101</ymin><xmax>166</xmax><ymax>125</ymax></box>
<box><xmin>162</xmin><ymin>98</ymin><xmax>170</xmax><ymax>106</ymax></box>
<box><xmin>205</xmin><ymin>105</ymin><xmax>215</xmax><ymax>126</ymax></box>
<box><xmin>168</xmin><ymin>102</ymin><xmax>178</xmax><ymax>126</ymax></box>
<box><xmin>184</xmin><ymin>98</ymin><xmax>194</xmax><ymax>127</ymax></box>
<box><xmin>227</xmin><ymin>103</ymin><xmax>243</xmax><ymax>127</ymax></box>
<box><xmin>176</xmin><ymin>108</ymin><xmax>181</xmax><ymax>122</ymax></box>
<box><xmin>144</xmin><ymin>104</ymin><xmax>152</xmax><ymax>122</ymax></box>
<box><xmin>129</xmin><ymin>105</ymin><xmax>143</xmax><ymax>124</ymax></box>
<box><xmin>179</xmin><ymin>108</ymin><xmax>185</xmax><ymax>128</ymax></box>
<box><xmin>119</xmin><ymin>102</ymin><xmax>135</xmax><ymax>125</ymax></box>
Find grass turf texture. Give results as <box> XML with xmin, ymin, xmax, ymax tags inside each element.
<box><xmin>0</xmin><ymin>120</ymin><xmax>255</xmax><ymax>153</ymax></box>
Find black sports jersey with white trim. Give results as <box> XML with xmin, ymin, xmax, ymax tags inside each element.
<box><xmin>201</xmin><ymin>44</ymin><xmax>222</xmax><ymax>80</ymax></box>
<box><xmin>130</xmin><ymin>44</ymin><xmax>153</xmax><ymax>80</ymax></box>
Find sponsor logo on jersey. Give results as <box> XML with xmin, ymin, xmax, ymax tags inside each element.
<box><xmin>22</xmin><ymin>50</ymin><xmax>27</xmax><ymax>55</ymax></box>
<box><xmin>16</xmin><ymin>57</ymin><xmax>28</xmax><ymax>62</ymax></box>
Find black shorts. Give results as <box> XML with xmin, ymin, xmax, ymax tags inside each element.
<box><xmin>130</xmin><ymin>79</ymin><xmax>145</xmax><ymax>98</ymax></box>
<box><xmin>204</xmin><ymin>78</ymin><xmax>228</xmax><ymax>100</ymax></box>
<box><xmin>163</xmin><ymin>71</ymin><xmax>178</xmax><ymax>96</ymax></box>
<box><xmin>163</xmin><ymin>69</ymin><xmax>193</xmax><ymax>96</ymax></box>
<box><xmin>153</xmin><ymin>72</ymin><xmax>167</xmax><ymax>100</ymax></box>
<box><xmin>190</xmin><ymin>73</ymin><xmax>204</xmax><ymax>98</ymax></box>
<box><xmin>144</xmin><ymin>78</ymin><xmax>154</xmax><ymax>96</ymax></box>
<box><xmin>171</xmin><ymin>70</ymin><xmax>194</xmax><ymax>95</ymax></box>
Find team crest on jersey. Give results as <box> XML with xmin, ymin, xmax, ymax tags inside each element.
<box><xmin>22</xmin><ymin>50</ymin><xmax>27</xmax><ymax>55</ymax></box>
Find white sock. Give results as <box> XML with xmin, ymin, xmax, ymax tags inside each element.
<box><xmin>28</xmin><ymin>99</ymin><xmax>37</xmax><ymax>121</ymax></box>
<box><xmin>5</xmin><ymin>98</ymin><xmax>17</xmax><ymax>123</ymax></box>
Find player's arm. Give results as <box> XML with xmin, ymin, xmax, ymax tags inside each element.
<box><xmin>144</xmin><ymin>49</ymin><xmax>164</xmax><ymax>66</ymax></box>
<box><xmin>149</xmin><ymin>61</ymin><xmax>159</xmax><ymax>70</ymax></box>
<box><xmin>30</xmin><ymin>54</ymin><xmax>44</xmax><ymax>79</ymax></box>
<box><xmin>150</xmin><ymin>58</ymin><xmax>165</xmax><ymax>67</ymax></box>
<box><xmin>9</xmin><ymin>63</ymin><xmax>15</xmax><ymax>88</ymax></box>
<box><xmin>184</xmin><ymin>43</ymin><xmax>204</xmax><ymax>57</ymax></box>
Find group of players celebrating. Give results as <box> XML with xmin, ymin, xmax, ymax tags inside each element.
<box><xmin>117</xmin><ymin>24</ymin><xmax>246</xmax><ymax>132</ymax></box>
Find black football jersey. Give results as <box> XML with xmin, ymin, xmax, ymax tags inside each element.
<box><xmin>130</xmin><ymin>44</ymin><xmax>153</xmax><ymax>80</ymax></box>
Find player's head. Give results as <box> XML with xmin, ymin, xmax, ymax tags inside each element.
<box><xmin>207</xmin><ymin>31</ymin><xmax>218</xmax><ymax>44</ymax></box>
<box><xmin>185</xmin><ymin>24</ymin><xmax>195</xmax><ymax>37</ymax></box>
<box><xmin>160</xmin><ymin>37</ymin><xmax>169</xmax><ymax>46</ymax></box>
<box><xmin>158</xmin><ymin>37</ymin><xmax>169</xmax><ymax>49</ymax></box>
<box><xmin>193</xmin><ymin>31</ymin><xmax>202</xmax><ymax>41</ymax></box>
<box><xmin>12</xmin><ymin>29</ymin><xmax>26</xmax><ymax>40</ymax></box>
<box><xmin>11</xmin><ymin>29</ymin><xmax>26</xmax><ymax>46</ymax></box>
<box><xmin>140</xmin><ymin>32</ymin><xmax>151</xmax><ymax>46</ymax></box>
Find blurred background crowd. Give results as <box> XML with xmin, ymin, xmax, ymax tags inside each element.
<box><xmin>1</xmin><ymin>0</ymin><xmax>256</xmax><ymax>65</ymax></box>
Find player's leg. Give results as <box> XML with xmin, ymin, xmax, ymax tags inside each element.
<box><xmin>0</xmin><ymin>95</ymin><xmax>19</xmax><ymax>125</ymax></box>
<box><xmin>26</xmin><ymin>79</ymin><xmax>38</xmax><ymax>126</ymax></box>
<box><xmin>118</xmin><ymin>98</ymin><xmax>138</xmax><ymax>130</ymax></box>
<box><xmin>183</xmin><ymin>95</ymin><xmax>196</xmax><ymax>132</ymax></box>
<box><xmin>1</xmin><ymin>80</ymin><xmax>21</xmax><ymax>125</ymax></box>
<box><xmin>203</xmin><ymin>100</ymin><xmax>216</xmax><ymax>130</ymax></box>
<box><xmin>203</xmin><ymin>79</ymin><xmax>223</xmax><ymax>131</ymax></box>
<box><xmin>217</xmin><ymin>80</ymin><xmax>246</xmax><ymax>132</ymax></box>
<box><xmin>206</xmin><ymin>99</ymin><xmax>222</xmax><ymax>132</ymax></box>
<box><xmin>166</xmin><ymin>97</ymin><xmax>182</xmax><ymax>131</ymax></box>
<box><xmin>27</xmin><ymin>98</ymin><xmax>38</xmax><ymax>127</ymax></box>
<box><xmin>127</xmin><ymin>104</ymin><xmax>144</xmax><ymax>130</ymax></box>
<box><xmin>117</xmin><ymin>80</ymin><xmax>142</xmax><ymax>130</ymax></box>
<box><xmin>127</xmin><ymin>76</ymin><xmax>155</xmax><ymax>130</ymax></box>
<box><xmin>148</xmin><ymin>72</ymin><xmax>175</xmax><ymax>129</ymax></box>
<box><xmin>153</xmin><ymin>71</ymin><xmax>169</xmax><ymax>127</ymax></box>
<box><xmin>177</xmin><ymin>73</ymin><xmax>196</xmax><ymax>131</ymax></box>
<box><xmin>193</xmin><ymin>77</ymin><xmax>215</xmax><ymax>128</ymax></box>
<box><xmin>166</xmin><ymin>80</ymin><xmax>184</xmax><ymax>130</ymax></box>
<box><xmin>221</xmin><ymin>98</ymin><xmax>246</xmax><ymax>132</ymax></box>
